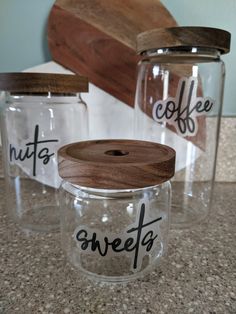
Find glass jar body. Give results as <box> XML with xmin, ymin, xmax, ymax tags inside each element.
<box><xmin>59</xmin><ymin>181</ymin><xmax>171</xmax><ymax>283</ymax></box>
<box><xmin>0</xmin><ymin>93</ymin><xmax>88</xmax><ymax>232</ymax></box>
<box><xmin>134</xmin><ymin>48</ymin><xmax>225</xmax><ymax>228</ymax></box>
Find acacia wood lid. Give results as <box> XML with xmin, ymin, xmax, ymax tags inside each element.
<box><xmin>58</xmin><ymin>140</ymin><xmax>176</xmax><ymax>189</ymax></box>
<box><xmin>137</xmin><ymin>27</ymin><xmax>231</xmax><ymax>55</ymax></box>
<box><xmin>0</xmin><ymin>73</ymin><xmax>88</xmax><ymax>93</ymax></box>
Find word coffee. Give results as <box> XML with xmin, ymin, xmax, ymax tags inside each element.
<box><xmin>152</xmin><ymin>77</ymin><xmax>215</xmax><ymax>136</ymax></box>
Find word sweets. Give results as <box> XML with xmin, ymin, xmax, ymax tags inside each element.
<box><xmin>74</xmin><ymin>201</ymin><xmax>163</xmax><ymax>272</ymax></box>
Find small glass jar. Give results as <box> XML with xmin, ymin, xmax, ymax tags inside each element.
<box><xmin>134</xmin><ymin>27</ymin><xmax>231</xmax><ymax>228</ymax></box>
<box><xmin>0</xmin><ymin>73</ymin><xmax>88</xmax><ymax>232</ymax></box>
<box><xmin>58</xmin><ymin>139</ymin><xmax>175</xmax><ymax>282</ymax></box>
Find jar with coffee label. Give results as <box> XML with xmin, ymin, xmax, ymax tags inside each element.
<box><xmin>58</xmin><ymin>139</ymin><xmax>175</xmax><ymax>282</ymax></box>
<box><xmin>134</xmin><ymin>27</ymin><xmax>231</xmax><ymax>228</ymax></box>
<box><xmin>0</xmin><ymin>73</ymin><xmax>88</xmax><ymax>232</ymax></box>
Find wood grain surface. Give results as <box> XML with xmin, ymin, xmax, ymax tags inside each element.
<box><xmin>48</xmin><ymin>0</ymin><xmax>177</xmax><ymax>106</ymax></box>
<box><xmin>58</xmin><ymin>139</ymin><xmax>176</xmax><ymax>189</ymax></box>
<box><xmin>137</xmin><ymin>27</ymin><xmax>231</xmax><ymax>54</ymax></box>
<box><xmin>0</xmin><ymin>73</ymin><xmax>88</xmax><ymax>93</ymax></box>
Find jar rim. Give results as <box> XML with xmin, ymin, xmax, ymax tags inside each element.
<box><xmin>140</xmin><ymin>46</ymin><xmax>221</xmax><ymax>58</ymax></box>
<box><xmin>62</xmin><ymin>180</ymin><xmax>166</xmax><ymax>195</ymax></box>
<box><xmin>136</xmin><ymin>27</ymin><xmax>231</xmax><ymax>55</ymax></box>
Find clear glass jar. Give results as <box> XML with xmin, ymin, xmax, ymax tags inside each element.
<box><xmin>58</xmin><ymin>139</ymin><xmax>175</xmax><ymax>282</ymax></box>
<box><xmin>134</xmin><ymin>27</ymin><xmax>231</xmax><ymax>228</ymax></box>
<box><xmin>60</xmin><ymin>183</ymin><xmax>171</xmax><ymax>282</ymax></box>
<box><xmin>0</xmin><ymin>73</ymin><xmax>88</xmax><ymax>232</ymax></box>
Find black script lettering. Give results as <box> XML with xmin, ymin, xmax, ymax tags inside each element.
<box><xmin>195</xmin><ymin>100</ymin><xmax>206</xmax><ymax>113</ymax></box>
<box><xmin>175</xmin><ymin>79</ymin><xmax>195</xmax><ymax>134</ymax></box>
<box><xmin>38</xmin><ymin>148</ymin><xmax>54</xmax><ymax>165</ymax></box>
<box><xmin>166</xmin><ymin>101</ymin><xmax>176</xmax><ymax>119</ymax></box>
<box><xmin>91</xmin><ymin>234</ymin><xmax>108</xmax><ymax>256</ymax></box>
<box><xmin>9</xmin><ymin>124</ymin><xmax>59</xmax><ymax>176</ymax></box>
<box><xmin>204</xmin><ymin>99</ymin><xmax>213</xmax><ymax>112</ymax></box>
<box><xmin>127</xmin><ymin>204</ymin><xmax>162</xmax><ymax>269</ymax></box>
<box><xmin>152</xmin><ymin>77</ymin><xmax>215</xmax><ymax>136</ymax></box>
<box><xmin>123</xmin><ymin>237</ymin><xmax>134</xmax><ymax>251</ymax></box>
<box><xmin>74</xmin><ymin>202</ymin><xmax>162</xmax><ymax>271</ymax></box>
<box><xmin>127</xmin><ymin>203</ymin><xmax>146</xmax><ymax>270</ymax></box>
<box><xmin>10</xmin><ymin>145</ymin><xmax>34</xmax><ymax>162</ymax></box>
<box><xmin>154</xmin><ymin>103</ymin><xmax>165</xmax><ymax>120</ymax></box>
<box><xmin>141</xmin><ymin>231</ymin><xmax>157</xmax><ymax>252</ymax></box>
<box><xmin>110</xmin><ymin>238</ymin><xmax>123</xmax><ymax>252</ymax></box>
<box><xmin>76</xmin><ymin>230</ymin><xmax>89</xmax><ymax>250</ymax></box>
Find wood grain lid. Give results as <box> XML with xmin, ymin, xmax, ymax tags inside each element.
<box><xmin>58</xmin><ymin>140</ymin><xmax>176</xmax><ymax>189</ymax></box>
<box><xmin>137</xmin><ymin>27</ymin><xmax>231</xmax><ymax>55</ymax></box>
<box><xmin>0</xmin><ymin>73</ymin><xmax>88</xmax><ymax>93</ymax></box>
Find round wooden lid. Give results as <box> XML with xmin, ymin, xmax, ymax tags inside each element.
<box><xmin>137</xmin><ymin>27</ymin><xmax>231</xmax><ymax>55</ymax></box>
<box><xmin>0</xmin><ymin>73</ymin><xmax>88</xmax><ymax>93</ymax></box>
<box><xmin>58</xmin><ymin>140</ymin><xmax>176</xmax><ymax>189</ymax></box>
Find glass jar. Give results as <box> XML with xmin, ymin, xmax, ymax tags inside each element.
<box><xmin>0</xmin><ymin>73</ymin><xmax>88</xmax><ymax>232</ymax></box>
<box><xmin>134</xmin><ymin>27</ymin><xmax>231</xmax><ymax>228</ymax></box>
<box><xmin>58</xmin><ymin>139</ymin><xmax>175</xmax><ymax>282</ymax></box>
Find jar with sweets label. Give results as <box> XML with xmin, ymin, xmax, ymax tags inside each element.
<box><xmin>58</xmin><ymin>139</ymin><xmax>175</xmax><ymax>282</ymax></box>
<box><xmin>0</xmin><ymin>73</ymin><xmax>88</xmax><ymax>232</ymax></box>
<box><xmin>134</xmin><ymin>27</ymin><xmax>231</xmax><ymax>228</ymax></box>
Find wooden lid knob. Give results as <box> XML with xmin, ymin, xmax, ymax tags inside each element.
<box><xmin>58</xmin><ymin>140</ymin><xmax>176</xmax><ymax>189</ymax></box>
<box><xmin>137</xmin><ymin>27</ymin><xmax>231</xmax><ymax>55</ymax></box>
<box><xmin>0</xmin><ymin>73</ymin><xmax>88</xmax><ymax>93</ymax></box>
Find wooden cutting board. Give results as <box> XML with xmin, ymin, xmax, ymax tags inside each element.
<box><xmin>47</xmin><ymin>0</ymin><xmax>177</xmax><ymax>107</ymax></box>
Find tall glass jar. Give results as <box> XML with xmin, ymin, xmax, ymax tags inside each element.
<box><xmin>0</xmin><ymin>73</ymin><xmax>88</xmax><ymax>232</ymax></box>
<box><xmin>134</xmin><ymin>27</ymin><xmax>231</xmax><ymax>228</ymax></box>
<box><xmin>58</xmin><ymin>140</ymin><xmax>175</xmax><ymax>282</ymax></box>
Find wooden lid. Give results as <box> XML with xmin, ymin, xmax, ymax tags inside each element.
<box><xmin>58</xmin><ymin>140</ymin><xmax>176</xmax><ymax>189</ymax></box>
<box><xmin>137</xmin><ymin>27</ymin><xmax>231</xmax><ymax>55</ymax></box>
<box><xmin>0</xmin><ymin>73</ymin><xmax>88</xmax><ymax>93</ymax></box>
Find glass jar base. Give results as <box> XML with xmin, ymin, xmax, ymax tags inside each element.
<box><xmin>65</xmin><ymin>249</ymin><xmax>166</xmax><ymax>284</ymax></box>
<box><xmin>170</xmin><ymin>196</ymin><xmax>209</xmax><ymax>229</ymax></box>
<box><xmin>69</xmin><ymin>252</ymin><xmax>160</xmax><ymax>284</ymax></box>
<box><xmin>15</xmin><ymin>205</ymin><xmax>60</xmax><ymax>233</ymax></box>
